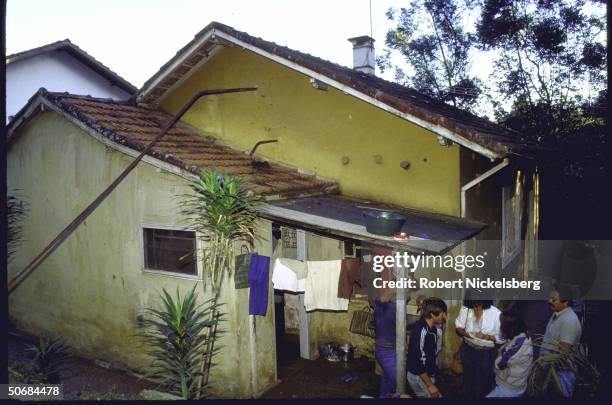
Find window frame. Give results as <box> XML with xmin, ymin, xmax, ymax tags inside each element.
<box><xmin>139</xmin><ymin>223</ymin><xmax>203</xmax><ymax>280</ymax></box>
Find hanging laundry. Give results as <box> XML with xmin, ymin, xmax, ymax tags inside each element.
<box><xmin>234</xmin><ymin>252</ymin><xmax>255</xmax><ymax>289</ymax></box>
<box><xmin>248</xmin><ymin>254</ymin><xmax>270</xmax><ymax>316</ymax></box>
<box><xmin>337</xmin><ymin>257</ymin><xmax>362</xmax><ymax>299</ymax></box>
<box><xmin>361</xmin><ymin>246</ymin><xmax>394</xmax><ymax>304</ymax></box>
<box><xmin>304</xmin><ymin>260</ymin><xmax>348</xmax><ymax>311</ymax></box>
<box><xmin>272</xmin><ymin>257</ymin><xmax>308</xmax><ymax>292</ymax></box>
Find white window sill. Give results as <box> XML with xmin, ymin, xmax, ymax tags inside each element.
<box><xmin>141</xmin><ymin>268</ymin><xmax>202</xmax><ymax>281</ymax></box>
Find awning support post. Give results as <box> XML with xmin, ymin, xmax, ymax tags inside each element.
<box><xmin>395</xmin><ymin>250</ymin><xmax>407</xmax><ymax>395</ymax></box>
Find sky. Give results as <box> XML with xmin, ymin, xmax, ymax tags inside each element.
<box><xmin>6</xmin><ymin>0</ymin><xmax>408</xmax><ymax>88</ymax></box>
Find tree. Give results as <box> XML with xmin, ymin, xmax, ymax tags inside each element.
<box><xmin>475</xmin><ymin>0</ymin><xmax>608</xmax><ymax>238</ymax></box>
<box><xmin>476</xmin><ymin>0</ymin><xmax>607</xmax><ymax>117</ymax></box>
<box><xmin>378</xmin><ymin>0</ymin><xmax>484</xmax><ymax>112</ymax></box>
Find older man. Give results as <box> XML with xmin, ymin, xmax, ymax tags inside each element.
<box><xmin>540</xmin><ymin>288</ymin><xmax>582</xmax><ymax>397</ymax></box>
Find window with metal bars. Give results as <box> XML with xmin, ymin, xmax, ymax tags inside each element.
<box><xmin>143</xmin><ymin>227</ymin><xmax>197</xmax><ymax>275</ymax></box>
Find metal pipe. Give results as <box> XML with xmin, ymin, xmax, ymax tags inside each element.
<box><xmin>249</xmin><ymin>139</ymin><xmax>278</xmax><ymax>156</ymax></box>
<box><xmin>8</xmin><ymin>87</ymin><xmax>257</xmax><ymax>295</ymax></box>
<box><xmin>460</xmin><ymin>158</ymin><xmax>509</xmax><ymax>218</ymax></box>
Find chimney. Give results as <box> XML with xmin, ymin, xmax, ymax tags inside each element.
<box><xmin>348</xmin><ymin>36</ymin><xmax>375</xmax><ymax>75</ymax></box>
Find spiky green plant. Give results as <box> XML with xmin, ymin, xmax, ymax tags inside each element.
<box><xmin>528</xmin><ymin>336</ymin><xmax>601</xmax><ymax>397</ymax></box>
<box><xmin>179</xmin><ymin>169</ymin><xmax>262</xmax><ymax>397</ymax></box>
<box><xmin>139</xmin><ymin>286</ymin><xmax>222</xmax><ymax>399</ymax></box>
<box><xmin>24</xmin><ymin>336</ymin><xmax>71</xmax><ymax>384</ymax></box>
<box><xmin>180</xmin><ymin>169</ymin><xmax>263</xmax><ymax>301</ymax></box>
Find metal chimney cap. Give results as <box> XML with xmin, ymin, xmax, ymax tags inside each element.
<box><xmin>348</xmin><ymin>36</ymin><xmax>375</xmax><ymax>47</ymax></box>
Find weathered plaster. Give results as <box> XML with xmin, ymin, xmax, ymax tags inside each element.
<box><xmin>160</xmin><ymin>47</ymin><xmax>461</xmax><ymax>216</ymax></box>
<box><xmin>7</xmin><ymin>111</ymin><xmax>274</xmax><ymax>398</ymax></box>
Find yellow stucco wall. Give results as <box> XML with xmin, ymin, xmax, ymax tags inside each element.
<box><xmin>7</xmin><ymin>112</ymin><xmax>276</xmax><ymax>398</ymax></box>
<box><xmin>160</xmin><ymin>47</ymin><xmax>461</xmax><ymax>216</ymax></box>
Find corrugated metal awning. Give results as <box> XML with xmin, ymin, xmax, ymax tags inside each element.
<box><xmin>259</xmin><ymin>195</ymin><xmax>486</xmax><ymax>254</ymax></box>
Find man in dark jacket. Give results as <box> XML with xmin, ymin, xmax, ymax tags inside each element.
<box><xmin>406</xmin><ymin>297</ymin><xmax>447</xmax><ymax>398</ymax></box>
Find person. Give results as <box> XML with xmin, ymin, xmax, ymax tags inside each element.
<box><xmin>540</xmin><ymin>288</ymin><xmax>582</xmax><ymax>397</ymax></box>
<box><xmin>406</xmin><ymin>297</ymin><xmax>447</xmax><ymax>398</ymax></box>
<box><xmin>455</xmin><ymin>293</ymin><xmax>502</xmax><ymax>397</ymax></box>
<box><xmin>373</xmin><ymin>289</ymin><xmax>399</xmax><ymax>398</ymax></box>
<box><xmin>487</xmin><ymin>310</ymin><xmax>533</xmax><ymax>397</ymax></box>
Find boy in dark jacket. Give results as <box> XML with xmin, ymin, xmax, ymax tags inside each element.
<box><xmin>406</xmin><ymin>297</ymin><xmax>447</xmax><ymax>398</ymax></box>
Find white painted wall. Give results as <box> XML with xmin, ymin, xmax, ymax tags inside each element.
<box><xmin>6</xmin><ymin>50</ymin><xmax>132</xmax><ymax>122</ymax></box>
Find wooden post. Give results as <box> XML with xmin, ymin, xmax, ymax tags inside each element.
<box><xmin>395</xmin><ymin>250</ymin><xmax>406</xmax><ymax>394</ymax></box>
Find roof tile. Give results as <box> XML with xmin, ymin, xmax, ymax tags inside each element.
<box><xmin>41</xmin><ymin>92</ymin><xmax>339</xmax><ymax>199</ymax></box>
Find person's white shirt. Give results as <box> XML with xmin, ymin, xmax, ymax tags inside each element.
<box><xmin>455</xmin><ymin>305</ymin><xmax>503</xmax><ymax>347</ymax></box>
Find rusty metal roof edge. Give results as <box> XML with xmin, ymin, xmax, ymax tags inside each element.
<box><xmin>257</xmin><ymin>203</ymin><xmax>470</xmax><ymax>254</ymax></box>
<box><xmin>270</xmin><ymin>194</ymin><xmax>488</xmax><ymax>230</ymax></box>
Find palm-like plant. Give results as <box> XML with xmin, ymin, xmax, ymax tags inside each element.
<box><xmin>180</xmin><ymin>169</ymin><xmax>263</xmax><ymax>301</ymax></box>
<box><xmin>528</xmin><ymin>336</ymin><xmax>601</xmax><ymax>397</ymax></box>
<box><xmin>179</xmin><ymin>169</ymin><xmax>263</xmax><ymax>397</ymax></box>
<box><xmin>139</xmin><ymin>286</ymin><xmax>222</xmax><ymax>399</ymax></box>
<box><xmin>24</xmin><ymin>336</ymin><xmax>71</xmax><ymax>384</ymax></box>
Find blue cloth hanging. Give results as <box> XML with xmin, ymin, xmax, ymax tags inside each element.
<box><xmin>248</xmin><ymin>254</ymin><xmax>270</xmax><ymax>316</ymax></box>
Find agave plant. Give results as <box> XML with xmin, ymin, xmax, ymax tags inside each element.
<box><xmin>180</xmin><ymin>169</ymin><xmax>263</xmax><ymax>301</ymax></box>
<box><xmin>24</xmin><ymin>336</ymin><xmax>71</xmax><ymax>384</ymax></box>
<box><xmin>139</xmin><ymin>286</ymin><xmax>223</xmax><ymax>399</ymax></box>
<box><xmin>527</xmin><ymin>336</ymin><xmax>601</xmax><ymax>397</ymax></box>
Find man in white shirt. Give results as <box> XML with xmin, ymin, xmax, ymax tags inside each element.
<box><xmin>455</xmin><ymin>294</ymin><xmax>502</xmax><ymax>397</ymax></box>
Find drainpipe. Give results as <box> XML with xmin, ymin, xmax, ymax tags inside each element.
<box><xmin>460</xmin><ymin>158</ymin><xmax>509</xmax><ymax>218</ymax></box>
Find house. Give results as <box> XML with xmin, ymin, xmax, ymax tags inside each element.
<box><xmin>7</xmin><ymin>22</ymin><xmax>541</xmax><ymax>398</ymax></box>
<box><xmin>6</xmin><ymin>39</ymin><xmax>136</xmax><ymax>122</ymax></box>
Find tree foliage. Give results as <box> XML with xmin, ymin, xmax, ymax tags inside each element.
<box><xmin>476</xmin><ymin>0</ymin><xmax>606</xmax><ymax>115</ymax></box>
<box><xmin>378</xmin><ymin>0</ymin><xmax>484</xmax><ymax>112</ymax></box>
<box><xmin>379</xmin><ymin>0</ymin><xmax>608</xmax><ymax>237</ymax></box>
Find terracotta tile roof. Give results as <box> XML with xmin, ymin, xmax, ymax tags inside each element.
<box><xmin>14</xmin><ymin>90</ymin><xmax>339</xmax><ymax>199</ymax></box>
<box><xmin>7</xmin><ymin>39</ymin><xmax>136</xmax><ymax>95</ymax></box>
<box><xmin>138</xmin><ymin>22</ymin><xmax>546</xmax><ymax>159</ymax></box>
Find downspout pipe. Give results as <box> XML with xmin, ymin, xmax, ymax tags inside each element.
<box><xmin>8</xmin><ymin>87</ymin><xmax>257</xmax><ymax>295</ymax></box>
<box><xmin>460</xmin><ymin>158</ymin><xmax>509</xmax><ymax>218</ymax></box>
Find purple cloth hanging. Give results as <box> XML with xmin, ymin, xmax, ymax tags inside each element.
<box><xmin>248</xmin><ymin>254</ymin><xmax>270</xmax><ymax>316</ymax></box>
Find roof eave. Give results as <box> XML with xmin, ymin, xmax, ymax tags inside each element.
<box><xmin>7</xmin><ymin>41</ymin><xmax>137</xmax><ymax>95</ymax></box>
<box><xmin>136</xmin><ymin>27</ymin><xmax>504</xmax><ymax>160</ymax></box>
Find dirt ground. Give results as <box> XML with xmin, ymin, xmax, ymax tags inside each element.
<box><xmin>8</xmin><ymin>332</ymin><xmax>154</xmax><ymax>400</ymax></box>
<box><xmin>8</xmin><ymin>329</ymin><xmax>464</xmax><ymax>399</ymax></box>
<box><xmin>261</xmin><ymin>333</ymin><xmax>381</xmax><ymax>399</ymax></box>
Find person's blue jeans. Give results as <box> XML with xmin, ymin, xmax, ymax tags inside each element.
<box><xmin>375</xmin><ymin>345</ymin><xmax>396</xmax><ymax>398</ymax></box>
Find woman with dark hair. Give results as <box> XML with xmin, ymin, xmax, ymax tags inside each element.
<box><xmin>455</xmin><ymin>291</ymin><xmax>502</xmax><ymax>397</ymax></box>
<box><xmin>487</xmin><ymin>310</ymin><xmax>533</xmax><ymax>397</ymax></box>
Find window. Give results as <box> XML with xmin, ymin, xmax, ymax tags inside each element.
<box><xmin>143</xmin><ymin>227</ymin><xmax>197</xmax><ymax>276</ymax></box>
